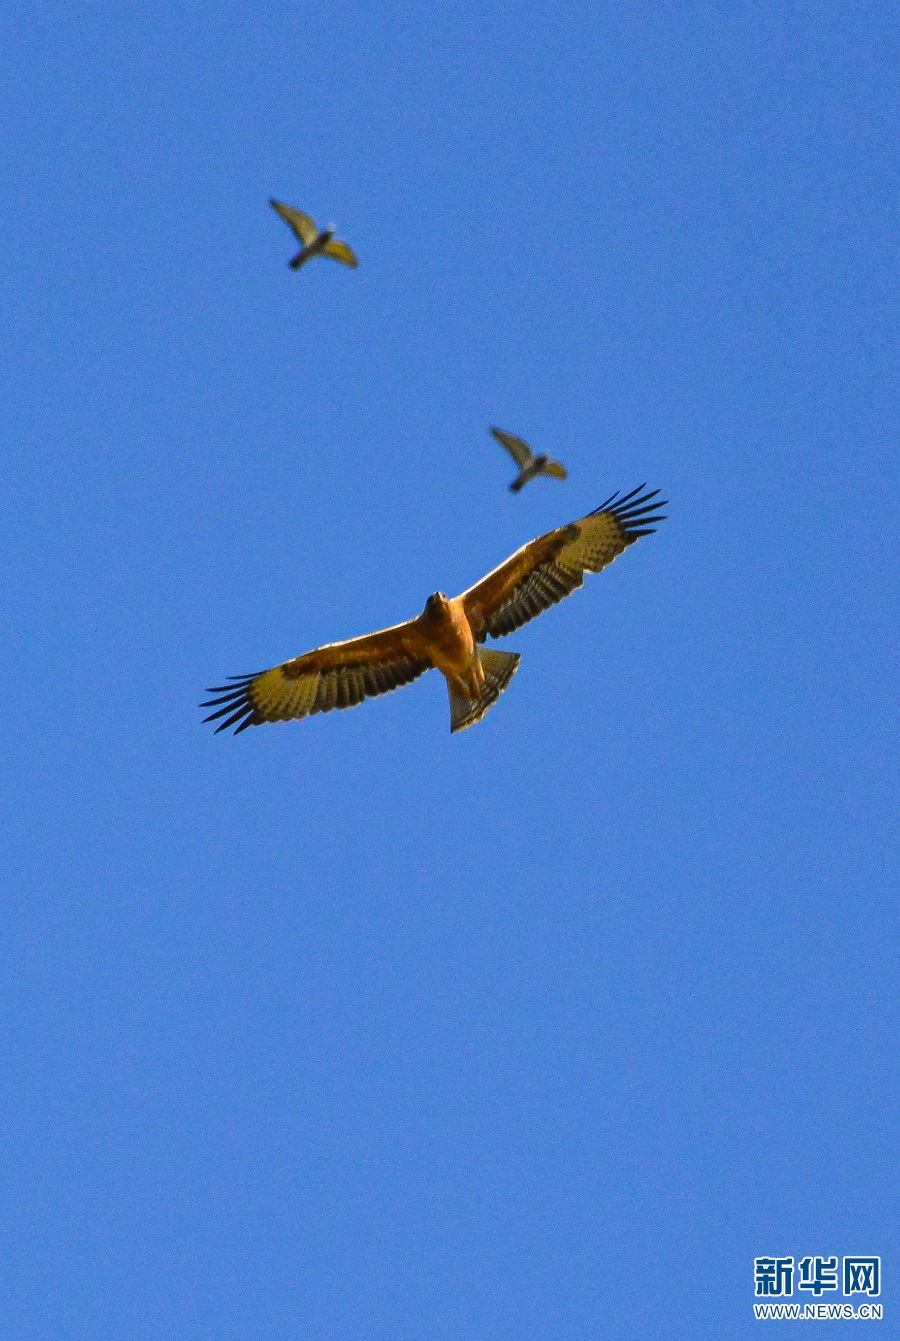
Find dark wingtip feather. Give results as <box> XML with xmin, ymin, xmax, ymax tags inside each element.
<box><xmin>612</xmin><ymin>482</ymin><xmax>648</xmax><ymax>508</ymax></box>
<box><xmin>203</xmin><ymin>673</ymin><xmax>260</xmax><ymax>694</ymax></box>
<box><xmin>202</xmin><ymin>698</ymin><xmax>244</xmax><ymax>722</ymax></box>
<box><xmin>591</xmin><ymin>488</ymin><xmax>621</xmax><ymax>515</ymax></box>
<box><xmin>202</xmin><ymin>671</ymin><xmax>262</xmax><ymax>735</ymax></box>
<box><xmin>232</xmin><ymin>714</ymin><xmax>259</xmax><ymax>735</ymax></box>
<box><xmin>212</xmin><ymin>703</ymin><xmax>255</xmax><ymax>734</ymax></box>
<box><xmin>591</xmin><ymin>486</ymin><xmax>668</xmax><ymax>537</ymax></box>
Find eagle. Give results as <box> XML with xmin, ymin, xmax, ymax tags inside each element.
<box><xmin>490</xmin><ymin>426</ymin><xmax>568</xmax><ymax>492</ymax></box>
<box><xmin>202</xmin><ymin>486</ymin><xmax>666</xmax><ymax>736</ymax></box>
<box><xmin>269</xmin><ymin>199</ymin><xmax>358</xmax><ymax>270</ymax></box>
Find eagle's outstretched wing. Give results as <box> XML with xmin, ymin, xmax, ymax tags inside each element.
<box><xmin>543</xmin><ymin>460</ymin><xmax>568</xmax><ymax>480</ymax></box>
<box><xmin>321</xmin><ymin>238</ymin><xmax>358</xmax><ymax>267</ymax></box>
<box><xmin>202</xmin><ymin>622</ymin><xmax>430</xmax><ymax>734</ymax></box>
<box><xmin>460</xmin><ymin>485</ymin><xmax>666</xmax><ymax>642</ymax></box>
<box><xmin>269</xmin><ymin>199</ymin><xmax>318</xmax><ymax>245</ymax></box>
<box><xmin>490</xmin><ymin>427</ymin><xmax>536</xmax><ymax>470</ymax></box>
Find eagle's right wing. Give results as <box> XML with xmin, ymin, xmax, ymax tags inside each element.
<box><xmin>203</xmin><ymin>620</ymin><xmax>430</xmax><ymax>734</ymax></box>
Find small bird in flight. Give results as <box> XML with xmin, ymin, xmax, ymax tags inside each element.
<box><xmin>202</xmin><ymin>486</ymin><xmax>665</xmax><ymax>736</ymax></box>
<box><xmin>490</xmin><ymin>426</ymin><xmax>569</xmax><ymax>492</ymax></box>
<box><xmin>269</xmin><ymin>199</ymin><xmax>358</xmax><ymax>270</ymax></box>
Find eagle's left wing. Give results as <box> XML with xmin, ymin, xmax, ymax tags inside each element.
<box><xmin>460</xmin><ymin>486</ymin><xmax>666</xmax><ymax>642</ymax></box>
<box><xmin>202</xmin><ymin>620</ymin><xmax>431</xmax><ymax>734</ymax></box>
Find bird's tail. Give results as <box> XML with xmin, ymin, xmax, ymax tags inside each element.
<box><xmin>448</xmin><ymin>649</ymin><xmax>520</xmax><ymax>733</ymax></box>
<box><xmin>289</xmin><ymin>249</ymin><xmax>311</xmax><ymax>269</ymax></box>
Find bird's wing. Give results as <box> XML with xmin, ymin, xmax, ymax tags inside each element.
<box><xmin>490</xmin><ymin>427</ymin><xmax>535</xmax><ymax>470</ymax></box>
<box><xmin>321</xmin><ymin>238</ymin><xmax>358</xmax><ymax>267</ymax></box>
<box><xmin>269</xmin><ymin>199</ymin><xmax>318</xmax><ymax>245</ymax></box>
<box><xmin>542</xmin><ymin>459</ymin><xmax>568</xmax><ymax>480</ymax></box>
<box><xmin>460</xmin><ymin>486</ymin><xmax>666</xmax><ymax>642</ymax></box>
<box><xmin>202</xmin><ymin>620</ymin><xmax>430</xmax><ymax>734</ymax></box>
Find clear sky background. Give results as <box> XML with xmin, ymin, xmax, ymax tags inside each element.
<box><xmin>2</xmin><ymin>1</ymin><xmax>897</xmax><ymax>1337</ymax></box>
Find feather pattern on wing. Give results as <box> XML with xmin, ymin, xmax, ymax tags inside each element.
<box><xmin>462</xmin><ymin>486</ymin><xmax>667</xmax><ymax>641</ymax></box>
<box><xmin>201</xmin><ymin>623</ymin><xmax>430</xmax><ymax>734</ymax></box>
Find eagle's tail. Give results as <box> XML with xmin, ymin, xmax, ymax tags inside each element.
<box><xmin>448</xmin><ymin>649</ymin><xmax>520</xmax><ymax>733</ymax></box>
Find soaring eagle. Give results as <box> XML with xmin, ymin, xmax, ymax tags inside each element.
<box><xmin>490</xmin><ymin>427</ymin><xmax>568</xmax><ymax>492</ymax></box>
<box><xmin>269</xmin><ymin>199</ymin><xmax>358</xmax><ymax>270</ymax></box>
<box><xmin>202</xmin><ymin>486</ymin><xmax>666</xmax><ymax>735</ymax></box>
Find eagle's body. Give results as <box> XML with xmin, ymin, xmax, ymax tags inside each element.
<box><xmin>418</xmin><ymin>593</ymin><xmax>479</xmax><ymax>692</ymax></box>
<box><xmin>490</xmin><ymin>427</ymin><xmax>568</xmax><ymax>492</ymax></box>
<box><xmin>202</xmin><ymin>486</ymin><xmax>666</xmax><ymax>735</ymax></box>
<box><xmin>269</xmin><ymin>199</ymin><xmax>358</xmax><ymax>270</ymax></box>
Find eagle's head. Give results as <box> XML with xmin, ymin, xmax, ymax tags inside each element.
<box><xmin>424</xmin><ymin>591</ymin><xmax>449</xmax><ymax>615</ymax></box>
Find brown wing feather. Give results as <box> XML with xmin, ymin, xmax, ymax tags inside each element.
<box><xmin>461</xmin><ymin>486</ymin><xmax>667</xmax><ymax>642</ymax></box>
<box><xmin>202</xmin><ymin>621</ymin><xmax>430</xmax><ymax>734</ymax></box>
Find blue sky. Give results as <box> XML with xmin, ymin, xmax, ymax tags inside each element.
<box><xmin>2</xmin><ymin>1</ymin><xmax>897</xmax><ymax>1336</ymax></box>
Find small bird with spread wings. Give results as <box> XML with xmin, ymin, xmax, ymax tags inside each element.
<box><xmin>491</xmin><ymin>426</ymin><xmax>568</xmax><ymax>492</ymax></box>
<box><xmin>203</xmin><ymin>487</ymin><xmax>665</xmax><ymax>736</ymax></box>
<box><xmin>269</xmin><ymin>199</ymin><xmax>358</xmax><ymax>270</ymax></box>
